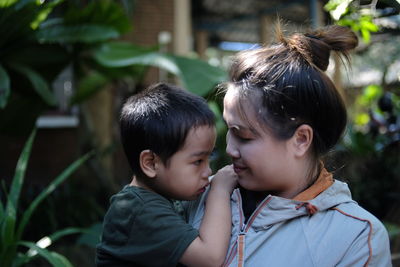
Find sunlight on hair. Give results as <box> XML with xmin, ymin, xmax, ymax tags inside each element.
<box><xmin>27</xmin><ymin>236</ymin><xmax>52</xmax><ymax>257</ymax></box>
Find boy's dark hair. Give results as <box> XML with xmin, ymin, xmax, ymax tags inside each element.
<box><xmin>120</xmin><ymin>83</ymin><xmax>215</xmax><ymax>178</ymax></box>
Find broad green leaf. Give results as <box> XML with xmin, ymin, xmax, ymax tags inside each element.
<box><xmin>16</xmin><ymin>151</ymin><xmax>94</xmax><ymax>239</ymax></box>
<box><xmin>172</xmin><ymin>55</ymin><xmax>227</xmax><ymax>96</ymax></box>
<box><xmin>93</xmin><ymin>42</ymin><xmax>157</xmax><ymax>67</ymax></box>
<box><xmin>37</xmin><ymin>24</ymin><xmax>119</xmax><ymax>43</ymax></box>
<box><xmin>19</xmin><ymin>241</ymin><xmax>73</xmax><ymax>267</ymax></box>
<box><xmin>9</xmin><ymin>63</ymin><xmax>56</xmax><ymax>106</ymax></box>
<box><xmin>0</xmin><ymin>64</ymin><xmax>10</xmax><ymax>109</ymax></box>
<box><xmin>94</xmin><ymin>43</ymin><xmax>227</xmax><ymax>96</ymax></box>
<box><xmin>70</xmin><ymin>71</ymin><xmax>109</xmax><ymax>104</ymax></box>
<box><xmin>63</xmin><ymin>0</ymin><xmax>131</xmax><ymax>34</ymax></box>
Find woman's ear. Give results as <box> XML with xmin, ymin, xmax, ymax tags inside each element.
<box><xmin>291</xmin><ymin>124</ymin><xmax>313</xmax><ymax>157</ymax></box>
<box><xmin>139</xmin><ymin>150</ymin><xmax>157</xmax><ymax>178</ymax></box>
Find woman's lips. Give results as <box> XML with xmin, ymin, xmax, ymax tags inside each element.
<box><xmin>233</xmin><ymin>163</ymin><xmax>247</xmax><ymax>174</ymax></box>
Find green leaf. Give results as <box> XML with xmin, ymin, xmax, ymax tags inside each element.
<box><xmin>37</xmin><ymin>24</ymin><xmax>120</xmax><ymax>43</ymax></box>
<box><xmin>94</xmin><ymin>43</ymin><xmax>227</xmax><ymax>96</ymax></box>
<box><xmin>0</xmin><ymin>129</ymin><xmax>36</xmax><ymax>264</ymax></box>
<box><xmin>0</xmin><ymin>64</ymin><xmax>11</xmax><ymax>109</ymax></box>
<box><xmin>30</xmin><ymin>0</ymin><xmax>65</xmax><ymax>29</ymax></box>
<box><xmin>172</xmin><ymin>55</ymin><xmax>227</xmax><ymax>96</ymax></box>
<box><xmin>360</xmin><ymin>19</ymin><xmax>379</xmax><ymax>32</ymax></box>
<box><xmin>360</xmin><ymin>28</ymin><xmax>371</xmax><ymax>43</ymax></box>
<box><xmin>63</xmin><ymin>0</ymin><xmax>131</xmax><ymax>34</ymax></box>
<box><xmin>70</xmin><ymin>71</ymin><xmax>109</xmax><ymax>104</ymax></box>
<box><xmin>48</xmin><ymin>227</ymin><xmax>87</xmax><ymax>242</ymax></box>
<box><xmin>354</xmin><ymin>112</ymin><xmax>370</xmax><ymax>126</ymax></box>
<box><xmin>19</xmin><ymin>241</ymin><xmax>73</xmax><ymax>267</ymax></box>
<box><xmin>0</xmin><ymin>0</ymin><xmax>19</xmax><ymax>8</ymax></box>
<box><xmin>16</xmin><ymin>151</ymin><xmax>94</xmax><ymax>239</ymax></box>
<box><xmin>326</xmin><ymin>0</ymin><xmax>353</xmax><ymax>20</ymax></box>
<box><xmin>7</xmin><ymin>128</ymin><xmax>36</xmax><ymax>210</ymax></box>
<box><xmin>93</xmin><ymin>42</ymin><xmax>157</xmax><ymax>66</ymax></box>
<box><xmin>9</xmin><ymin>63</ymin><xmax>56</xmax><ymax>106</ymax></box>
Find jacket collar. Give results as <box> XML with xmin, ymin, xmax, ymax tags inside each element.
<box><xmin>293</xmin><ymin>167</ymin><xmax>334</xmax><ymax>201</ymax></box>
<box><xmin>231</xmin><ymin>169</ymin><xmax>354</xmax><ymax>230</ymax></box>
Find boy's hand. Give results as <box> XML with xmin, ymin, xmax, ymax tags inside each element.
<box><xmin>210</xmin><ymin>164</ymin><xmax>238</xmax><ymax>194</ymax></box>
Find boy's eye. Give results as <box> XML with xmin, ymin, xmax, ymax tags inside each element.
<box><xmin>193</xmin><ymin>159</ymin><xmax>203</xmax><ymax>166</ymax></box>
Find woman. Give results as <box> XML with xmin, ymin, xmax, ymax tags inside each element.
<box><xmin>185</xmin><ymin>25</ymin><xmax>391</xmax><ymax>266</ymax></box>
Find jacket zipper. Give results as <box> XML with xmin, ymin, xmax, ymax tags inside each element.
<box><xmin>223</xmin><ymin>190</ymin><xmax>272</xmax><ymax>266</ymax></box>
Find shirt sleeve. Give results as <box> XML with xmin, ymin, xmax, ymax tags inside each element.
<box><xmin>182</xmin><ymin>186</ymin><xmax>210</xmax><ymax>230</ymax></box>
<box><xmin>98</xmin><ymin>192</ymin><xmax>199</xmax><ymax>267</ymax></box>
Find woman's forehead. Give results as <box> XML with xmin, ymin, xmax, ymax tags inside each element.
<box><xmin>224</xmin><ymin>86</ymin><xmax>274</xmax><ymax>135</ymax></box>
<box><xmin>224</xmin><ymin>89</ymin><xmax>259</xmax><ymax>129</ymax></box>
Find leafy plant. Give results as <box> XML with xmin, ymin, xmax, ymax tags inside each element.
<box><xmin>324</xmin><ymin>0</ymin><xmax>379</xmax><ymax>42</ymax></box>
<box><xmin>0</xmin><ymin>0</ymin><xmax>227</xmax><ymax>136</ymax></box>
<box><xmin>0</xmin><ymin>128</ymin><xmax>93</xmax><ymax>266</ymax></box>
<box><xmin>336</xmin><ymin>83</ymin><xmax>400</xmax><ymax>219</ymax></box>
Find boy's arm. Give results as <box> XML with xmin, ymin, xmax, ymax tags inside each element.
<box><xmin>180</xmin><ymin>165</ymin><xmax>237</xmax><ymax>267</ymax></box>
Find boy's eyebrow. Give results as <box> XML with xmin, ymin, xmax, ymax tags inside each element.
<box><xmin>190</xmin><ymin>150</ymin><xmax>213</xmax><ymax>157</ymax></box>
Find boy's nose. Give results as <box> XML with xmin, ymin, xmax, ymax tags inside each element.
<box><xmin>203</xmin><ymin>164</ymin><xmax>212</xmax><ymax>178</ymax></box>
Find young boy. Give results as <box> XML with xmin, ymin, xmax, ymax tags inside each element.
<box><xmin>96</xmin><ymin>83</ymin><xmax>237</xmax><ymax>267</ymax></box>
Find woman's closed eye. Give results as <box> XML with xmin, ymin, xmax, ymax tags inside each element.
<box><xmin>238</xmin><ymin>136</ymin><xmax>252</xmax><ymax>142</ymax></box>
<box><xmin>229</xmin><ymin>127</ymin><xmax>254</xmax><ymax>142</ymax></box>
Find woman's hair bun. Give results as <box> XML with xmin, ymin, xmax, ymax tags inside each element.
<box><xmin>281</xmin><ymin>25</ymin><xmax>358</xmax><ymax>71</ymax></box>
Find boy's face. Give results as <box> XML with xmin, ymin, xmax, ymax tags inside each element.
<box><xmin>154</xmin><ymin>125</ymin><xmax>216</xmax><ymax>200</ymax></box>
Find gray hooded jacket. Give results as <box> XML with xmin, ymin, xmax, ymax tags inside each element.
<box><xmin>185</xmin><ymin>179</ymin><xmax>392</xmax><ymax>267</ymax></box>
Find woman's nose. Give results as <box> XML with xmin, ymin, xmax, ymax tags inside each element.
<box><xmin>226</xmin><ymin>133</ymin><xmax>240</xmax><ymax>159</ymax></box>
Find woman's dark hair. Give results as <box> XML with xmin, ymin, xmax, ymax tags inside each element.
<box><xmin>228</xmin><ymin>25</ymin><xmax>358</xmax><ymax>159</ymax></box>
<box><xmin>120</xmin><ymin>83</ymin><xmax>215</xmax><ymax>178</ymax></box>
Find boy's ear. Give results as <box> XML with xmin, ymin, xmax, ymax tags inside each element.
<box><xmin>291</xmin><ymin>124</ymin><xmax>313</xmax><ymax>157</ymax></box>
<box><xmin>139</xmin><ymin>150</ymin><xmax>157</xmax><ymax>178</ymax></box>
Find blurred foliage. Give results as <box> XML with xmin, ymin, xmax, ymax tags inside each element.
<box><xmin>324</xmin><ymin>0</ymin><xmax>379</xmax><ymax>42</ymax></box>
<box><xmin>0</xmin><ymin>129</ymin><xmax>93</xmax><ymax>266</ymax></box>
<box><xmin>325</xmin><ymin>0</ymin><xmax>400</xmax><ymax>247</ymax></box>
<box><xmin>0</xmin><ymin>0</ymin><xmax>228</xmax><ymax>265</ymax></box>
<box><xmin>0</xmin><ymin>0</ymin><xmax>227</xmax><ymax>136</ymax></box>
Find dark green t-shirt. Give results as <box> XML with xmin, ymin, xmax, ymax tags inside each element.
<box><xmin>96</xmin><ymin>186</ymin><xmax>199</xmax><ymax>267</ymax></box>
